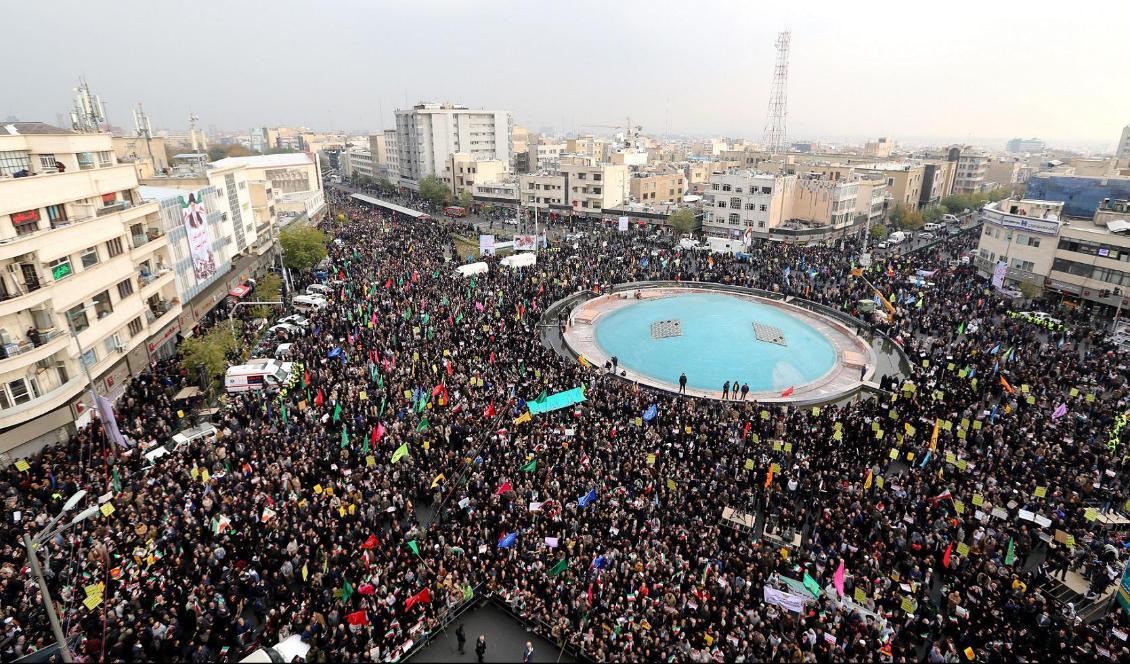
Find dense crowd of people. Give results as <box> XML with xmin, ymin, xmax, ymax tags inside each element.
<box><xmin>2</xmin><ymin>185</ymin><xmax>1129</xmax><ymax>663</ymax></box>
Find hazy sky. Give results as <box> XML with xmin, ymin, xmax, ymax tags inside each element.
<box><xmin>4</xmin><ymin>0</ymin><xmax>1127</xmax><ymax>150</ymax></box>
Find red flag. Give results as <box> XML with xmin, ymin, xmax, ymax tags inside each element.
<box><xmin>315</xmin><ymin>388</ymin><xmax>324</xmax><ymax>407</ymax></box>
<box><xmin>358</xmin><ymin>583</ymin><xmax>376</xmax><ymax>595</ymax></box>
<box><xmin>372</xmin><ymin>422</ymin><xmax>386</xmax><ymax>443</ymax></box>
<box><xmin>405</xmin><ymin>587</ymin><xmax>432</xmax><ymax>610</ymax></box>
<box><xmin>943</xmin><ymin>542</ymin><xmax>954</xmax><ymax>568</ymax></box>
<box><xmin>385</xmin><ymin>277</ymin><xmax>393</xmax><ymax>289</ymax></box>
<box><xmin>484</xmin><ymin>402</ymin><xmax>496</xmax><ymax>419</ymax></box>
<box><xmin>431</xmin><ymin>383</ymin><xmax>444</xmax><ymax>397</ymax></box>
<box><xmin>496</xmin><ymin>481</ymin><xmax>513</xmax><ymax>495</ymax></box>
<box><xmin>489</xmin><ymin>351</ymin><xmax>495</xmax><ymax>364</ymax></box>
<box><xmin>360</xmin><ymin>534</ymin><xmax>379</xmax><ymax>549</ymax></box>
<box><xmin>586</xmin><ymin>584</ymin><xmax>594</xmax><ymax>605</ymax></box>
<box><xmin>303</xmin><ymin>369</ymin><xmax>310</xmax><ymax>387</ymax></box>
<box><xmin>345</xmin><ymin>610</ymin><xmax>370</xmax><ymax>626</ymax></box>
<box><xmin>743</xmin><ymin>422</ymin><xmax>751</xmax><ymax>439</ymax></box>
<box><xmin>780</xmin><ymin>386</ymin><xmax>794</xmax><ymax>397</ymax></box>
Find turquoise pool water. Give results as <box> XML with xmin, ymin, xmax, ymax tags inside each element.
<box><xmin>593</xmin><ymin>292</ymin><xmax>838</xmax><ymax>392</ymax></box>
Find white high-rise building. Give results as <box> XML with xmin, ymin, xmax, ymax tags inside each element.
<box><xmin>394</xmin><ymin>103</ymin><xmax>511</xmax><ymax>189</ymax></box>
<box><xmin>1117</xmin><ymin>125</ymin><xmax>1130</xmax><ymax>160</ymax></box>
<box><xmin>0</xmin><ymin>123</ymin><xmax>182</xmax><ymax>453</ymax></box>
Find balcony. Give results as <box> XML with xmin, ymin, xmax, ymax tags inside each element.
<box><xmin>130</xmin><ymin>227</ymin><xmax>166</xmax><ymax>250</ymax></box>
<box><xmin>96</xmin><ymin>200</ymin><xmax>132</xmax><ymax>217</ymax></box>
<box><xmin>139</xmin><ymin>268</ymin><xmax>174</xmax><ymax>296</ymax></box>
<box><xmin>0</xmin><ymin>329</ymin><xmax>69</xmax><ymax>372</ymax></box>
<box><xmin>0</xmin><ymin>374</ymin><xmax>85</xmax><ymax>430</ymax></box>
<box><xmin>0</xmin><ymin>274</ymin><xmax>52</xmax><ymax>318</ymax></box>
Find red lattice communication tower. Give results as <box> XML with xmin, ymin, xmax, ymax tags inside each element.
<box><xmin>762</xmin><ymin>31</ymin><xmax>790</xmax><ymax>154</ymax></box>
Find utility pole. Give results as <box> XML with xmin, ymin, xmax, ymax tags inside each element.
<box><xmin>23</xmin><ymin>534</ymin><xmax>73</xmax><ymax>662</ymax></box>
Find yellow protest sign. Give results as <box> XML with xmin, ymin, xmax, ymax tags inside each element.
<box><xmin>1084</xmin><ymin>507</ymin><xmax>1098</xmax><ymax>522</ymax></box>
<box><xmin>957</xmin><ymin>459</ymin><xmax>968</xmax><ymax>471</ymax></box>
<box><xmin>904</xmin><ymin>423</ymin><xmax>916</xmax><ymax>437</ymax></box>
<box><xmin>953</xmin><ymin>500</ymin><xmax>965</xmax><ymax>514</ymax></box>
<box><xmin>744</xmin><ymin>459</ymin><xmax>754</xmax><ymax>471</ymax></box>
<box><xmin>685</xmin><ymin>426</ymin><xmax>692</xmax><ymax>434</ymax></box>
<box><xmin>325</xmin><ymin>486</ymin><xmax>333</xmax><ymax>496</ymax></box>
<box><xmin>854</xmin><ymin>587</ymin><xmax>867</xmax><ymax>603</ymax></box>
<box><xmin>200</xmin><ymin>469</ymin><xmax>210</xmax><ymax>483</ymax></box>
<box><xmin>773</xmin><ymin>442</ymin><xmax>782</xmax><ymax>451</ymax></box>
<box><xmin>812</xmin><ymin>407</ymin><xmax>821</xmax><ymax>416</ymax></box>
<box><xmin>875</xmin><ymin>429</ymin><xmax>884</xmax><ymax>440</ymax></box>
<box><xmin>876</xmin><ymin>475</ymin><xmax>885</xmax><ymax>488</ymax></box>
<box><xmin>666</xmin><ymin>478</ymin><xmax>676</xmax><ymax>490</ymax></box>
<box><xmin>423</xmin><ymin>441</ymin><xmax>430</xmax><ymax>450</ymax></box>
<box><xmin>359</xmin><ymin>391</ymin><xmax>367</xmax><ymax>401</ymax></box>
<box><xmin>956</xmin><ymin>542</ymin><xmax>970</xmax><ymax>556</ymax></box>
<box><xmin>1085</xmin><ymin>393</ymin><xmax>1095</xmax><ymax>403</ymax></box>
<box><xmin>14</xmin><ymin>459</ymin><xmax>30</xmax><ymax>472</ymax></box>
<box><xmin>770</xmin><ymin>463</ymin><xmax>781</xmax><ymax>474</ymax></box>
<box><xmin>314</xmin><ymin>484</ymin><xmax>323</xmax><ymax>494</ymax></box>
<box><xmin>1021</xmin><ymin>384</ymin><xmax>1029</xmax><ymax>394</ymax></box>
<box><xmin>83</xmin><ymin>594</ymin><xmax>103</xmax><ymax>610</ymax></box>
<box><xmin>1034</xmin><ymin>486</ymin><xmax>1047</xmax><ymax>498</ymax></box>
<box><xmin>1070</xmin><ymin>387</ymin><xmax>1079</xmax><ymax>397</ymax></box>
<box><xmin>783</xmin><ymin>442</ymin><xmax>793</xmax><ymax>452</ymax></box>
<box><xmin>647</xmin><ymin>453</ymin><xmax>656</xmax><ymax>466</ymax></box>
<box><xmin>973</xmin><ymin>420</ymin><xmax>982</xmax><ymax>430</ymax></box>
<box><xmin>366</xmin><ymin>455</ymin><xmax>376</xmax><ymax>467</ymax></box>
<box><xmin>972</xmin><ymin>494</ymin><xmax>984</xmax><ymax>506</ymax></box>
<box><xmin>338</xmin><ymin>506</ymin><xmax>346</xmax><ymax>517</ymax></box>
<box><xmin>100</xmin><ymin>502</ymin><xmax>115</xmax><ymax>517</ymax></box>
<box><xmin>889</xmin><ymin>448</ymin><xmax>899</xmax><ymax>460</ymax></box>
<box><xmin>901</xmin><ymin>596</ymin><xmax>917</xmax><ymax>614</ymax></box>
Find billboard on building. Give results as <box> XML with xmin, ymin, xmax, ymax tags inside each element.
<box><xmin>181</xmin><ymin>191</ymin><xmax>217</xmax><ymax>282</ymax></box>
<box><xmin>618</xmin><ymin>216</ymin><xmax>629</xmax><ymax>232</ymax></box>
<box><xmin>514</xmin><ymin>234</ymin><xmax>537</xmax><ymax>252</ymax></box>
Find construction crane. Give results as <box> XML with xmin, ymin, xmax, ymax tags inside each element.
<box><xmin>582</xmin><ymin>117</ymin><xmax>642</xmax><ymax>142</ymax></box>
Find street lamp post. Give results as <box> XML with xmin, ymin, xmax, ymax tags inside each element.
<box><xmin>66</xmin><ymin>303</ymin><xmax>105</xmax><ymax>420</ymax></box>
<box><xmin>22</xmin><ymin>490</ymin><xmax>100</xmax><ymax>663</ymax></box>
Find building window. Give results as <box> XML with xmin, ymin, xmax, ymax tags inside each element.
<box><xmin>97</xmin><ymin>151</ymin><xmax>113</xmax><ymax>167</ymax></box>
<box><xmin>38</xmin><ymin>154</ymin><xmax>58</xmax><ymax>171</ymax></box>
<box><xmin>49</xmin><ymin>257</ymin><xmax>73</xmax><ymax>281</ymax></box>
<box><xmin>81</xmin><ymin>348</ymin><xmax>97</xmax><ymax>368</ymax></box>
<box><xmin>103</xmin><ymin>333</ymin><xmax>121</xmax><ymax>354</ymax></box>
<box><xmin>7</xmin><ymin>378</ymin><xmax>40</xmax><ymax>406</ymax></box>
<box><xmin>760</xmin><ymin>204</ymin><xmax>767</xmax><ymax>212</ymax></box>
<box><xmin>728</xmin><ymin>213</ymin><xmax>740</xmax><ymax>225</ymax></box>
<box><xmin>106</xmin><ymin>237</ymin><xmax>124</xmax><ymax>257</ymax></box>
<box><xmin>93</xmin><ymin>290</ymin><xmax>113</xmax><ymax>318</ymax></box>
<box><xmin>717</xmin><ymin>201</ymin><xmax>727</xmax><ymax>208</ymax></box>
<box><xmin>127</xmin><ymin>317</ymin><xmax>143</xmax><ymax>337</ymax></box>
<box><xmin>80</xmin><ymin>247</ymin><xmax>100</xmax><ymax>269</ymax></box>
<box><xmin>77</xmin><ymin>152</ymin><xmax>95</xmax><ymax>170</ymax></box>
<box><xmin>722</xmin><ymin>184</ymin><xmax>732</xmax><ymax>191</ymax></box>
<box><xmin>746</xmin><ymin>203</ymin><xmax>755</xmax><ymax>210</ymax></box>
<box><xmin>11</xmin><ymin>209</ymin><xmax>41</xmax><ymax>235</ymax></box>
<box><xmin>66</xmin><ymin>304</ymin><xmax>89</xmax><ymax>332</ymax></box>
<box><xmin>0</xmin><ymin>150</ymin><xmax>31</xmax><ymax>176</ymax></box>
<box><xmin>761</xmin><ymin>187</ymin><xmax>771</xmax><ymax>194</ymax></box>
<box><xmin>46</xmin><ymin>204</ymin><xmax>67</xmax><ymax>227</ymax></box>
<box><xmin>117</xmin><ymin>278</ymin><xmax>134</xmax><ymax>298</ymax></box>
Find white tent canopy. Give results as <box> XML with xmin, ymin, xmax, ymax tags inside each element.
<box><xmin>455</xmin><ymin>262</ymin><xmax>489</xmax><ymax>277</ymax></box>
<box><xmin>501</xmin><ymin>253</ymin><xmax>536</xmax><ymax>269</ymax></box>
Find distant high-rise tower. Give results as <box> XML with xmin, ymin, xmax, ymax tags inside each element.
<box><xmin>70</xmin><ymin>76</ymin><xmax>106</xmax><ymax>133</ymax></box>
<box><xmin>762</xmin><ymin>31</ymin><xmax>790</xmax><ymax>155</ymax></box>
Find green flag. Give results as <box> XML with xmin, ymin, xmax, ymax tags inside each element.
<box><xmin>333</xmin><ymin>403</ymin><xmax>342</xmax><ymax>423</ymax></box>
<box><xmin>340</xmin><ymin>428</ymin><xmax>349</xmax><ymax>448</ymax></box>
<box><xmin>391</xmin><ymin>443</ymin><xmax>409</xmax><ymax>464</ymax></box>
<box><xmin>361</xmin><ymin>436</ymin><xmax>370</xmax><ymax>454</ymax></box>
<box><xmin>341</xmin><ymin>579</ymin><xmax>354</xmax><ymax>602</ymax></box>
<box><xmin>535</xmin><ymin>390</ymin><xmax>548</xmax><ymax>404</ymax></box>
<box><xmin>520</xmin><ymin>459</ymin><xmax>537</xmax><ymax>473</ymax></box>
<box><xmin>112</xmin><ymin>468</ymin><xmax>121</xmax><ymax>493</ymax></box>
<box><xmin>416</xmin><ymin>419</ymin><xmax>430</xmax><ymax>432</ymax></box>
<box><xmin>462</xmin><ymin>584</ymin><xmax>474</xmax><ymax>601</ymax></box>
<box><xmin>802</xmin><ymin>572</ymin><xmax>822</xmax><ymax>598</ymax></box>
<box><xmin>1004</xmin><ymin>537</ymin><xmax>1016</xmax><ymax>565</ymax></box>
<box><xmin>407</xmin><ymin>540</ymin><xmax>420</xmax><ymax>556</ymax></box>
<box><xmin>548</xmin><ymin>559</ymin><xmax>569</xmax><ymax>576</ymax></box>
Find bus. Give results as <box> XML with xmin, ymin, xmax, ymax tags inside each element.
<box><xmin>444</xmin><ymin>206</ymin><xmax>468</xmax><ymax>218</ymax></box>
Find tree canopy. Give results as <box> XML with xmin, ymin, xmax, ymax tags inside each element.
<box><xmin>179</xmin><ymin>324</ymin><xmax>240</xmax><ymax>392</ymax></box>
<box><xmin>419</xmin><ymin>175</ymin><xmax>451</xmax><ymax>206</ymax></box>
<box><xmin>280</xmin><ymin>226</ymin><xmax>328</xmax><ymax>271</ymax></box>
<box><xmin>667</xmin><ymin>208</ymin><xmax>697</xmax><ymax>235</ymax></box>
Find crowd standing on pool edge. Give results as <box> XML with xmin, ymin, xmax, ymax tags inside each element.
<box><xmin>1</xmin><ymin>185</ymin><xmax>1129</xmax><ymax>663</ymax></box>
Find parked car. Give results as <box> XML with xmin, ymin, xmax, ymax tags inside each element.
<box><xmin>277</xmin><ymin>315</ymin><xmax>310</xmax><ymax>329</ymax></box>
<box><xmin>918</xmin><ymin>231</ymin><xmax>935</xmax><ymax>240</ymax></box>
<box><xmin>1029</xmin><ymin>311</ymin><xmax>1063</xmax><ymax>325</ymax></box>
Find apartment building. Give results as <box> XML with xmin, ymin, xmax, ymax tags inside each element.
<box><xmin>209</xmin><ymin>153</ymin><xmax>324</xmax><ymax>225</ymax></box>
<box><xmin>702</xmin><ymin>171</ymin><xmax>793</xmax><ymax>238</ymax></box>
<box><xmin>368</xmin><ymin>134</ymin><xmax>389</xmax><ymax>169</ymax></box>
<box><xmin>863</xmin><ymin>137</ymin><xmax>892</xmax><ymax>158</ymax></box>
<box><xmin>919</xmin><ymin>160</ymin><xmax>956</xmax><ymax>207</ymax></box>
<box><xmin>1006</xmin><ymin>138</ymin><xmax>1045</xmax><ymax>154</ymax></box>
<box><xmin>1116</xmin><ymin>126</ymin><xmax>1130</xmax><ymax>161</ymax></box>
<box><xmin>559</xmin><ymin>156</ymin><xmax>629</xmax><ymax>213</ymax></box>
<box><xmin>518</xmin><ymin>172</ymin><xmax>567</xmax><ymax>209</ymax></box>
<box><xmin>111</xmin><ymin>135</ymin><xmax>170</xmax><ymax>178</ymax></box>
<box><xmin>855</xmin><ymin>162</ymin><xmax>925</xmax><ymax>209</ymax></box>
<box><xmin>472</xmin><ymin>179</ymin><xmax>519</xmax><ymax>206</ymax></box>
<box><xmin>973</xmin><ymin>199</ymin><xmax>1064</xmax><ymax>291</ymax></box>
<box><xmin>949</xmin><ymin>146</ymin><xmax>990</xmax><ymax>194</ymax></box>
<box><xmin>685</xmin><ymin>160</ymin><xmax>740</xmax><ymax>193</ymax></box>
<box><xmin>565</xmin><ymin>136</ymin><xmax>607</xmax><ymax>162</ymax></box>
<box><xmin>630</xmin><ymin>167</ymin><xmax>686</xmax><ymax>204</ymax></box>
<box><xmin>983</xmin><ymin>157</ymin><xmax>1021</xmax><ymax>189</ymax></box>
<box><xmin>382</xmin><ymin>129</ymin><xmax>399</xmax><ymax>181</ymax></box>
<box><xmin>528</xmin><ymin>136</ymin><xmax>567</xmax><ymax>171</ymax></box>
<box><xmin>0</xmin><ymin>123</ymin><xmax>182</xmax><ymax>453</ymax></box>
<box><xmin>442</xmin><ymin>153</ymin><xmax>509</xmax><ymax>197</ymax></box>
<box><xmin>394</xmin><ymin>102</ymin><xmax>511</xmax><ymax>189</ymax></box>
<box><xmin>341</xmin><ymin>148</ymin><xmax>374</xmax><ymax>180</ymax></box>
<box><xmin>1025</xmin><ymin>172</ymin><xmax>1130</xmax><ymax>218</ymax></box>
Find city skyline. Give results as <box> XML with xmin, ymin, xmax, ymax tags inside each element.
<box><xmin>3</xmin><ymin>0</ymin><xmax>1129</xmax><ymax>151</ymax></box>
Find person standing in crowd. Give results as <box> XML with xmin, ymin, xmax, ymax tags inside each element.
<box><xmin>722</xmin><ymin>380</ymin><xmax>730</xmax><ymax>400</ymax></box>
<box><xmin>523</xmin><ymin>640</ymin><xmax>534</xmax><ymax>663</ymax></box>
<box><xmin>678</xmin><ymin>372</ymin><xmax>687</xmax><ymax>394</ymax></box>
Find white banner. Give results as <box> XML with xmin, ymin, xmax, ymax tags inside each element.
<box><xmin>618</xmin><ymin>216</ymin><xmax>629</xmax><ymax>232</ymax></box>
<box><xmin>991</xmin><ymin>261</ymin><xmax>1007</xmax><ymax>289</ymax></box>
<box><xmin>763</xmin><ymin>586</ymin><xmax>808</xmax><ymax>613</ymax></box>
<box><xmin>514</xmin><ymin>234</ymin><xmax>536</xmax><ymax>252</ymax></box>
<box><xmin>479</xmin><ymin>234</ymin><xmax>496</xmax><ymax>256</ymax></box>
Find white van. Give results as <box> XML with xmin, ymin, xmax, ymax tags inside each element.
<box><xmin>224</xmin><ymin>359</ymin><xmax>294</xmax><ymax>393</ymax></box>
<box><xmin>292</xmin><ymin>294</ymin><xmax>328</xmax><ymax>313</ymax></box>
<box><xmin>942</xmin><ymin>214</ymin><xmax>960</xmax><ymax>224</ymax></box>
<box><xmin>888</xmin><ymin>231</ymin><xmax>908</xmax><ymax>245</ymax></box>
<box><xmin>171</xmin><ymin>423</ymin><xmax>218</xmax><ymax>450</ymax></box>
<box><xmin>923</xmin><ymin>222</ymin><xmax>944</xmax><ymax>232</ymax></box>
<box><xmin>305</xmin><ymin>283</ymin><xmax>331</xmax><ymax>297</ymax></box>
